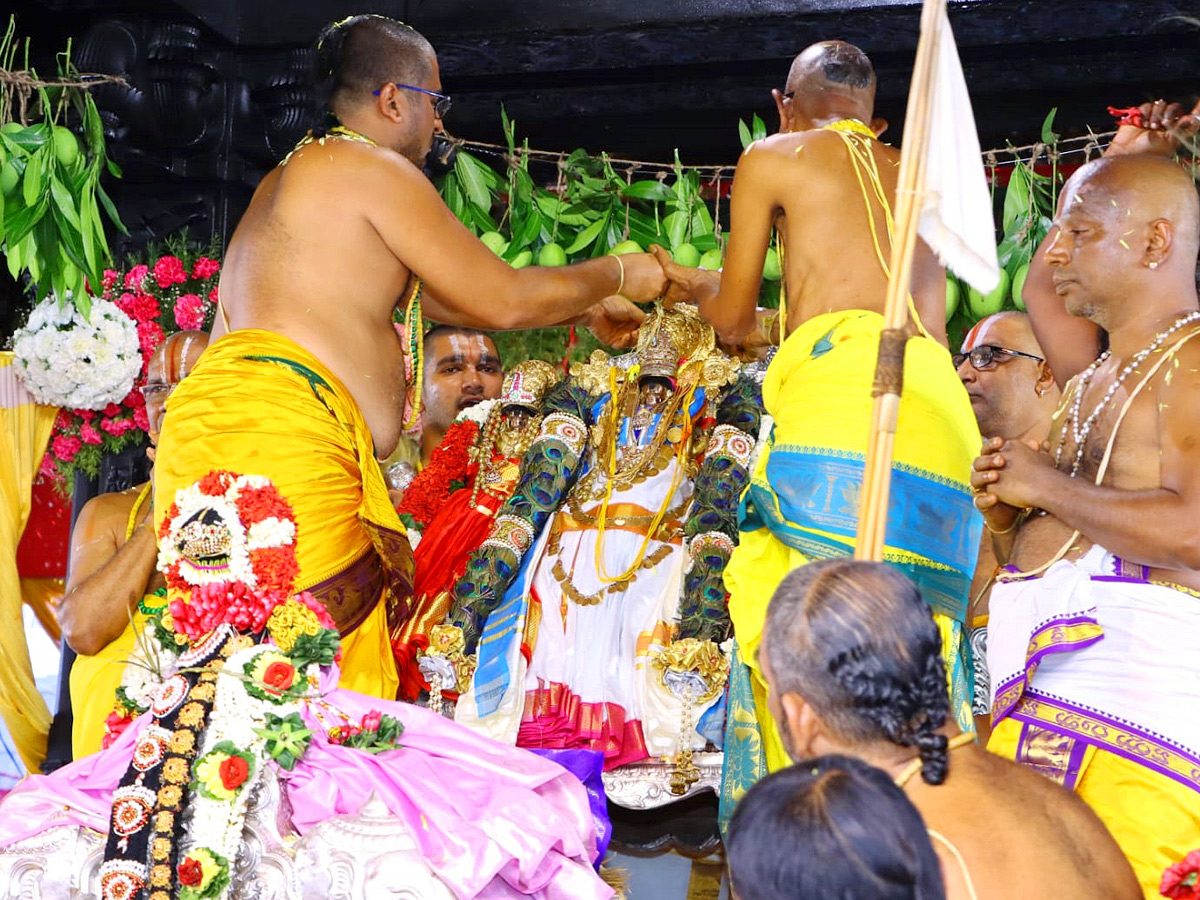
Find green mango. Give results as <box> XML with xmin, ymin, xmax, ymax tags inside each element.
<box><xmin>762</xmin><ymin>247</ymin><xmax>781</xmax><ymax>281</ymax></box>
<box><xmin>698</xmin><ymin>248</ymin><xmax>723</xmax><ymax>271</ymax></box>
<box><xmin>966</xmin><ymin>268</ymin><xmax>1011</xmax><ymax>319</ymax></box>
<box><xmin>946</xmin><ymin>277</ymin><xmax>960</xmax><ymax>322</ymax></box>
<box><xmin>1011</xmin><ymin>263</ymin><xmax>1030</xmax><ymax>311</ymax></box>
<box><xmin>537</xmin><ymin>242</ymin><xmax>567</xmax><ymax>267</ymax></box>
<box><xmin>480</xmin><ymin>230</ymin><xmax>508</xmax><ymax>256</ymax></box>
<box><xmin>608</xmin><ymin>240</ymin><xmax>643</xmax><ymax>256</ymax></box>
<box><xmin>51</xmin><ymin>126</ymin><xmax>79</xmax><ymax>167</ymax></box>
<box><xmin>0</xmin><ymin>161</ymin><xmax>18</xmax><ymax>196</ymax></box>
<box><xmin>510</xmin><ymin>249</ymin><xmax>534</xmax><ymax>269</ymax></box>
<box><xmin>672</xmin><ymin>242</ymin><xmax>701</xmax><ymax>267</ymax></box>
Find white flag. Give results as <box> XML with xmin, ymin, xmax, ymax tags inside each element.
<box><xmin>915</xmin><ymin>5</ymin><xmax>1000</xmax><ymax>294</ymax></box>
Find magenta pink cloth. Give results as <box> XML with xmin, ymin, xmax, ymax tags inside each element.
<box><xmin>0</xmin><ymin>691</ymin><xmax>612</xmax><ymax>900</ymax></box>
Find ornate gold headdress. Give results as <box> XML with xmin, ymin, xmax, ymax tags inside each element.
<box><xmin>570</xmin><ymin>303</ymin><xmax>740</xmax><ymax>396</ymax></box>
<box><xmin>637</xmin><ymin>325</ymin><xmax>682</xmax><ymax>381</ymax></box>
<box><xmin>501</xmin><ymin>359</ymin><xmax>559</xmax><ymax>410</ymax></box>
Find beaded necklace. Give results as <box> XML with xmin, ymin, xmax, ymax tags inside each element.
<box><xmin>1055</xmin><ymin>311</ymin><xmax>1200</xmax><ymax>475</ymax></box>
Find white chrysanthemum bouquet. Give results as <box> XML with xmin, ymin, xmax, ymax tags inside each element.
<box><xmin>12</xmin><ymin>292</ymin><xmax>141</xmax><ymax>409</ymax></box>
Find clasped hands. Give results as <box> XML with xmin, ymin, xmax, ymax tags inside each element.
<box><xmin>584</xmin><ymin>245</ymin><xmax>772</xmax><ymax>359</ymax></box>
<box><xmin>971</xmin><ymin>435</ymin><xmax>1060</xmax><ymax>534</ymax></box>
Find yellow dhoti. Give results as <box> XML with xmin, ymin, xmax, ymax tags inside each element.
<box><xmin>989</xmin><ymin>717</ymin><xmax>1200</xmax><ymax>899</ymax></box>
<box><xmin>724</xmin><ymin>311</ymin><xmax>982</xmax><ymax>774</ymax></box>
<box><xmin>155</xmin><ymin>330</ymin><xmax>412</xmax><ymax>701</ymax></box>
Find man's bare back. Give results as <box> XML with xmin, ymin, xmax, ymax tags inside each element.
<box><xmin>742</xmin><ymin>129</ymin><xmax>947</xmax><ymax>342</ymax></box>
<box><xmin>909</xmin><ymin>743</ymin><xmax>1140</xmax><ymax>900</ymax></box>
<box><xmin>655</xmin><ymin>42</ymin><xmax>948</xmax><ymax>351</ymax></box>
<box><xmin>216</xmin><ymin>141</ymin><xmax>411</xmax><ymax>456</ymax></box>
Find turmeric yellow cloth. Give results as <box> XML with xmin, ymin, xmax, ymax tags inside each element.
<box><xmin>69</xmin><ymin>593</ymin><xmax>167</xmax><ymax>758</ymax></box>
<box><xmin>725</xmin><ymin>310</ymin><xmax>982</xmax><ymax>772</ymax></box>
<box><xmin>155</xmin><ymin>329</ymin><xmax>412</xmax><ymax>702</ymax></box>
<box><xmin>989</xmin><ymin>717</ymin><xmax>1200</xmax><ymax>900</ymax></box>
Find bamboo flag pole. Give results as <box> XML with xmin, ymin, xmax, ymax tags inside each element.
<box><xmin>853</xmin><ymin>0</ymin><xmax>946</xmax><ymax>561</ymax></box>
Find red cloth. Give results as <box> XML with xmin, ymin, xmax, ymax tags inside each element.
<box><xmin>412</xmin><ymin>487</ymin><xmax>504</xmax><ymax>604</ymax></box>
<box><xmin>16</xmin><ymin>474</ymin><xmax>70</xmax><ymax>578</ymax></box>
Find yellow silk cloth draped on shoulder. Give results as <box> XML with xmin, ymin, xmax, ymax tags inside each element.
<box><xmin>155</xmin><ymin>330</ymin><xmax>411</xmax><ymax>701</ymax></box>
<box><xmin>724</xmin><ymin>311</ymin><xmax>982</xmax><ymax>772</ymax></box>
<box><xmin>0</xmin><ymin>352</ymin><xmax>56</xmax><ymax>771</ymax></box>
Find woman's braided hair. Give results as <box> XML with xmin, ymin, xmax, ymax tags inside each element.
<box><xmin>764</xmin><ymin>559</ymin><xmax>951</xmax><ymax>785</ymax></box>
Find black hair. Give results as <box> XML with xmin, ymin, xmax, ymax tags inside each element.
<box><xmin>819</xmin><ymin>41</ymin><xmax>874</xmax><ymax>90</ymax></box>
<box><xmin>728</xmin><ymin>755</ymin><xmax>946</xmax><ymax>900</ymax></box>
<box><xmin>763</xmin><ymin>559</ymin><xmax>951</xmax><ymax>785</ymax></box>
<box><xmin>311</xmin><ymin>15</ymin><xmax>434</xmax><ymax>126</ymax></box>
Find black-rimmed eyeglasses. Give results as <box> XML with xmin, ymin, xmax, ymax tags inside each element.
<box><xmin>372</xmin><ymin>83</ymin><xmax>452</xmax><ymax>118</ymax></box>
<box><xmin>952</xmin><ymin>344</ymin><xmax>1044</xmax><ymax>371</ymax></box>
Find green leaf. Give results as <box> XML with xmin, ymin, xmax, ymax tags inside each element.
<box><xmin>752</xmin><ymin>114</ymin><xmax>767</xmax><ymax>141</ymax></box>
<box><xmin>22</xmin><ymin>147</ymin><xmax>45</xmax><ymax>207</ymax></box>
<box><xmin>454</xmin><ymin>151</ymin><xmax>492</xmax><ymax>211</ymax></box>
<box><xmin>564</xmin><ymin>214</ymin><xmax>608</xmax><ymax>254</ymax></box>
<box><xmin>49</xmin><ymin>170</ymin><xmax>82</xmax><ymax>232</ymax></box>
<box><xmin>1040</xmin><ymin>108</ymin><xmax>1059</xmax><ymax>145</ymax></box>
<box><xmin>738</xmin><ymin>119</ymin><xmax>752</xmax><ymax>150</ymax></box>
<box><xmin>95</xmin><ymin>181</ymin><xmax>128</xmax><ymax>235</ymax></box>
<box><xmin>620</xmin><ymin>180</ymin><xmax>674</xmax><ymax>202</ymax></box>
<box><xmin>4</xmin><ymin>189</ymin><xmax>49</xmax><ymax>246</ymax></box>
<box><xmin>508</xmin><ymin>206</ymin><xmax>544</xmax><ymax>254</ymax></box>
<box><xmin>664</xmin><ymin>210</ymin><xmax>688</xmax><ymax>249</ymax></box>
<box><xmin>501</xmin><ymin>105</ymin><xmax>515</xmax><ymax>156</ymax></box>
<box><xmin>1001</xmin><ymin>165</ymin><xmax>1030</xmax><ymax>235</ymax></box>
<box><xmin>7</xmin><ymin>125</ymin><xmax>48</xmax><ymax>152</ymax></box>
<box><xmin>534</xmin><ymin>192</ymin><xmax>590</xmax><ymax>227</ymax></box>
<box><xmin>83</xmin><ymin>94</ymin><xmax>104</xmax><ymax>157</ymax></box>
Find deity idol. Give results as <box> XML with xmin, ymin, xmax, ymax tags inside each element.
<box><xmin>394</xmin><ymin>361</ymin><xmax>559</xmax><ymax>698</ymax></box>
<box><xmin>445</xmin><ymin>306</ymin><xmax>756</xmax><ymax>785</ymax></box>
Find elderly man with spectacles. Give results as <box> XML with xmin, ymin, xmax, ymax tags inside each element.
<box><xmin>954</xmin><ymin>311</ymin><xmax>1059</xmax><ymax>738</ymax></box>
<box><xmin>58</xmin><ymin>330</ymin><xmax>209</xmax><ymax>759</ymax></box>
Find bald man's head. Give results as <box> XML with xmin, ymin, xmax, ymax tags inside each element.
<box><xmin>786</xmin><ymin>41</ymin><xmax>876</xmax><ymax>125</ymax></box>
<box><xmin>1047</xmin><ymin>154</ymin><xmax>1200</xmax><ymax>327</ymax></box>
<box><xmin>957</xmin><ymin>312</ymin><xmax>1059</xmax><ymax>440</ymax></box>
<box><xmin>145</xmin><ymin>330</ymin><xmax>209</xmax><ymax>442</ymax></box>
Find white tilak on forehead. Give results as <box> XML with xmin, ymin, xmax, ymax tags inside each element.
<box><xmin>443</xmin><ymin>332</ymin><xmax>493</xmax><ymax>361</ymax></box>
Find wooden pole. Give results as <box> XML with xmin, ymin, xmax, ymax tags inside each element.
<box><xmin>854</xmin><ymin>0</ymin><xmax>946</xmax><ymax>560</ymax></box>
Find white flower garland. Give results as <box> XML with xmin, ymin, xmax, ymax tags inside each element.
<box><xmin>117</xmin><ymin>620</ymin><xmax>182</xmax><ymax>715</ymax></box>
<box><xmin>180</xmin><ymin>644</ymin><xmax>320</xmax><ymax>900</ymax></box>
<box><xmin>455</xmin><ymin>398</ymin><xmax>498</xmax><ymax>426</ymax></box>
<box><xmin>12</xmin><ymin>292</ymin><xmax>141</xmax><ymax>409</ymax></box>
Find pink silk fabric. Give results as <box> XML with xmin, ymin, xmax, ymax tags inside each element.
<box><xmin>0</xmin><ymin>688</ymin><xmax>612</xmax><ymax>900</ymax></box>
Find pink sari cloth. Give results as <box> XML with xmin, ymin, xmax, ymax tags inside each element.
<box><xmin>0</xmin><ymin>688</ymin><xmax>612</xmax><ymax>900</ymax></box>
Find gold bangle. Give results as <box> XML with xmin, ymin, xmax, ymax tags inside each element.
<box><xmin>613</xmin><ymin>254</ymin><xmax>625</xmax><ymax>297</ymax></box>
<box><xmin>985</xmin><ymin>508</ymin><xmax>1029</xmax><ymax>535</ymax></box>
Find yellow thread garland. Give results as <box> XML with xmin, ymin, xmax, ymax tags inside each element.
<box><xmin>400</xmin><ymin>277</ymin><xmax>426</xmax><ymax>433</ymax></box>
<box><xmin>126</xmin><ymin>482</ymin><xmax>152</xmax><ymax>541</ymax></box>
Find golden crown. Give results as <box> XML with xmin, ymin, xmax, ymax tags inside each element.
<box><xmin>637</xmin><ymin>325</ymin><xmax>682</xmax><ymax>380</ymax></box>
<box><xmin>176</xmin><ymin>513</ymin><xmax>232</xmax><ymax>562</ymax></box>
<box><xmin>501</xmin><ymin>359</ymin><xmax>558</xmax><ymax>409</ymax></box>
